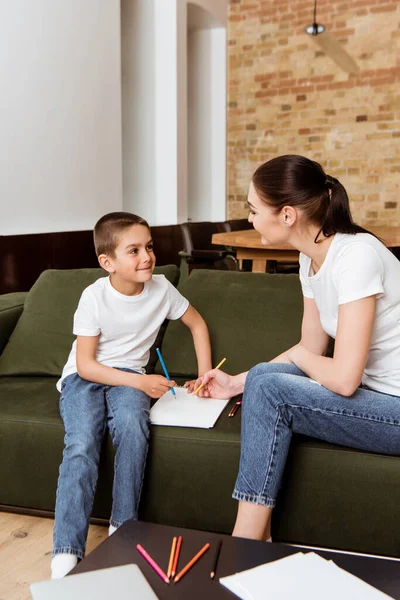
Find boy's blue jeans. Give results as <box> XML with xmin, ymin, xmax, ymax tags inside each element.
<box><xmin>233</xmin><ymin>362</ymin><xmax>400</xmax><ymax>508</ymax></box>
<box><xmin>53</xmin><ymin>369</ymin><xmax>150</xmax><ymax>559</ymax></box>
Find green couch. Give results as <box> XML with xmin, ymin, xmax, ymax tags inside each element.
<box><xmin>0</xmin><ymin>267</ymin><xmax>399</xmax><ymax>558</ymax></box>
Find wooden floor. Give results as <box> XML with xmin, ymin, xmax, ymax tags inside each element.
<box><xmin>0</xmin><ymin>512</ymin><xmax>108</xmax><ymax>600</ymax></box>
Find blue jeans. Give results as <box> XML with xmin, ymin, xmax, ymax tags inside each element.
<box><xmin>233</xmin><ymin>362</ymin><xmax>400</xmax><ymax>508</ymax></box>
<box><xmin>53</xmin><ymin>369</ymin><xmax>150</xmax><ymax>559</ymax></box>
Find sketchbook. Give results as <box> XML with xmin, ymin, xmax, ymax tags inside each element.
<box><xmin>30</xmin><ymin>564</ymin><xmax>158</xmax><ymax>600</ymax></box>
<box><xmin>150</xmin><ymin>386</ymin><xmax>230</xmax><ymax>428</ymax></box>
<box><xmin>219</xmin><ymin>552</ymin><xmax>394</xmax><ymax>600</ymax></box>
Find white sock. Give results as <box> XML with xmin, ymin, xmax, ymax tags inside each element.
<box><xmin>51</xmin><ymin>554</ymin><xmax>78</xmax><ymax>579</ymax></box>
<box><xmin>108</xmin><ymin>524</ymin><xmax>118</xmax><ymax>536</ymax></box>
<box><xmin>266</xmin><ymin>536</ymin><xmax>272</xmax><ymax>543</ymax></box>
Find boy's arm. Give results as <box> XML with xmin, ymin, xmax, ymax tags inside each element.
<box><xmin>76</xmin><ymin>336</ymin><xmax>174</xmax><ymax>398</ymax></box>
<box><xmin>180</xmin><ymin>305</ymin><xmax>212</xmax><ymax>376</ymax></box>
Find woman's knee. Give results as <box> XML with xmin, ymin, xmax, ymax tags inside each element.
<box><xmin>243</xmin><ymin>372</ymin><xmax>292</xmax><ymax>414</ymax></box>
<box><xmin>246</xmin><ymin>363</ymin><xmax>271</xmax><ymax>386</ymax></box>
<box><xmin>246</xmin><ymin>362</ymin><xmax>303</xmax><ymax>387</ymax></box>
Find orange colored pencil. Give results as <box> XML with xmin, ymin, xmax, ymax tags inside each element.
<box><xmin>171</xmin><ymin>535</ymin><xmax>182</xmax><ymax>578</ymax></box>
<box><xmin>173</xmin><ymin>542</ymin><xmax>210</xmax><ymax>583</ymax></box>
<box><xmin>167</xmin><ymin>536</ymin><xmax>177</xmax><ymax>578</ymax></box>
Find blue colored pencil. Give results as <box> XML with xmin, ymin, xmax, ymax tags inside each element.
<box><xmin>156</xmin><ymin>348</ymin><xmax>176</xmax><ymax>396</ymax></box>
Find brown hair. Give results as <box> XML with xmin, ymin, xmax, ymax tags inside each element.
<box><xmin>93</xmin><ymin>212</ymin><xmax>150</xmax><ymax>257</ymax></box>
<box><xmin>252</xmin><ymin>155</ymin><xmax>372</xmax><ymax>243</ymax></box>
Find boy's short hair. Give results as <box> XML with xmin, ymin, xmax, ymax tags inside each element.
<box><xmin>94</xmin><ymin>212</ymin><xmax>150</xmax><ymax>257</ymax></box>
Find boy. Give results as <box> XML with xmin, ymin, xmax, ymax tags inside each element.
<box><xmin>51</xmin><ymin>212</ymin><xmax>212</xmax><ymax>578</ymax></box>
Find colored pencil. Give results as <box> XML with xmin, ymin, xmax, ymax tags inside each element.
<box><xmin>228</xmin><ymin>400</ymin><xmax>242</xmax><ymax>418</ymax></box>
<box><xmin>156</xmin><ymin>347</ymin><xmax>176</xmax><ymax>396</ymax></box>
<box><xmin>136</xmin><ymin>543</ymin><xmax>170</xmax><ymax>584</ymax></box>
<box><xmin>171</xmin><ymin>535</ymin><xmax>182</xmax><ymax>578</ymax></box>
<box><xmin>173</xmin><ymin>542</ymin><xmax>210</xmax><ymax>583</ymax></box>
<box><xmin>167</xmin><ymin>536</ymin><xmax>177</xmax><ymax>579</ymax></box>
<box><xmin>192</xmin><ymin>358</ymin><xmax>227</xmax><ymax>396</ymax></box>
<box><xmin>210</xmin><ymin>540</ymin><xmax>222</xmax><ymax>579</ymax></box>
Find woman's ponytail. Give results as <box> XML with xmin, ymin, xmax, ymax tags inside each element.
<box><xmin>252</xmin><ymin>155</ymin><xmax>374</xmax><ymax>244</ymax></box>
<box><xmin>316</xmin><ymin>175</ymin><xmax>372</xmax><ymax>243</ymax></box>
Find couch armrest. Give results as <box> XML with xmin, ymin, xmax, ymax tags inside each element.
<box><xmin>0</xmin><ymin>292</ymin><xmax>26</xmax><ymax>355</ymax></box>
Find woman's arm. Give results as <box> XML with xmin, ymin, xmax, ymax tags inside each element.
<box><xmin>76</xmin><ymin>336</ymin><xmax>174</xmax><ymax>398</ymax></box>
<box><xmin>180</xmin><ymin>304</ymin><xmax>212</xmax><ymax>376</ymax></box>
<box><xmin>188</xmin><ymin>297</ymin><xmax>329</xmax><ymax>397</ymax></box>
<box><xmin>288</xmin><ymin>295</ymin><xmax>376</xmax><ymax>396</ymax></box>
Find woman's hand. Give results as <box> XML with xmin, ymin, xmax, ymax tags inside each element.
<box><xmin>186</xmin><ymin>369</ymin><xmax>237</xmax><ymax>399</ymax></box>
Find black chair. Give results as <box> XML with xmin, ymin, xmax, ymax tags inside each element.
<box><xmin>219</xmin><ymin>218</ymin><xmax>298</xmax><ymax>274</ymax></box>
<box><xmin>179</xmin><ymin>221</ymin><xmax>238</xmax><ymax>275</ymax></box>
<box><xmin>392</xmin><ymin>247</ymin><xmax>400</xmax><ymax>261</ymax></box>
<box><xmin>217</xmin><ymin>218</ymin><xmax>253</xmax><ymax>233</ymax></box>
<box><xmin>216</xmin><ymin>219</ymin><xmax>253</xmax><ymax>271</ymax></box>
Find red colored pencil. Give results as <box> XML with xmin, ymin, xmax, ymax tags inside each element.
<box><xmin>174</xmin><ymin>542</ymin><xmax>210</xmax><ymax>583</ymax></box>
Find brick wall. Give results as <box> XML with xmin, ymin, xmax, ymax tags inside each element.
<box><xmin>227</xmin><ymin>0</ymin><xmax>400</xmax><ymax>226</ymax></box>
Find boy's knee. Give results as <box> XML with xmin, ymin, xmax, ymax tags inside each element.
<box><xmin>114</xmin><ymin>407</ymin><xmax>150</xmax><ymax>437</ymax></box>
<box><xmin>65</xmin><ymin>433</ymin><xmax>100</xmax><ymax>462</ymax></box>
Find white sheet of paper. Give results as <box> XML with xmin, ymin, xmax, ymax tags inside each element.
<box><xmin>30</xmin><ymin>564</ymin><xmax>159</xmax><ymax>600</ymax></box>
<box><xmin>150</xmin><ymin>386</ymin><xmax>230</xmax><ymax>428</ymax></box>
<box><xmin>219</xmin><ymin>552</ymin><xmax>394</xmax><ymax>600</ymax></box>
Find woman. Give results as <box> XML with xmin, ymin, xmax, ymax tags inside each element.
<box><xmin>196</xmin><ymin>155</ymin><xmax>400</xmax><ymax>541</ymax></box>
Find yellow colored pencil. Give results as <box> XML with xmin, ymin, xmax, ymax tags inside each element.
<box><xmin>192</xmin><ymin>358</ymin><xmax>227</xmax><ymax>396</ymax></box>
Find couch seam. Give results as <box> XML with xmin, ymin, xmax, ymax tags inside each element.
<box><xmin>0</xmin><ymin>304</ymin><xmax>25</xmax><ymax>314</ymax></box>
<box><xmin>0</xmin><ymin>418</ymin><xmax>64</xmax><ymax>427</ymax></box>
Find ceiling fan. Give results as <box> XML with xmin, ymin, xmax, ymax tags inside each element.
<box><xmin>305</xmin><ymin>0</ymin><xmax>360</xmax><ymax>74</ymax></box>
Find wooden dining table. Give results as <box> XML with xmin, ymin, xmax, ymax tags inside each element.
<box><xmin>212</xmin><ymin>226</ymin><xmax>400</xmax><ymax>273</ymax></box>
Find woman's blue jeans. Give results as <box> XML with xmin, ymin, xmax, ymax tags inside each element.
<box><xmin>233</xmin><ymin>362</ymin><xmax>400</xmax><ymax>508</ymax></box>
<box><xmin>53</xmin><ymin>370</ymin><xmax>150</xmax><ymax>559</ymax></box>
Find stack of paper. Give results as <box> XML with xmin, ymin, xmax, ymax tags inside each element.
<box><xmin>30</xmin><ymin>564</ymin><xmax>159</xmax><ymax>600</ymax></box>
<box><xmin>150</xmin><ymin>386</ymin><xmax>230</xmax><ymax>428</ymax></box>
<box><xmin>220</xmin><ymin>552</ymin><xmax>394</xmax><ymax>600</ymax></box>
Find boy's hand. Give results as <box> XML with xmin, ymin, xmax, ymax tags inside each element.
<box><xmin>184</xmin><ymin>378</ymin><xmax>201</xmax><ymax>395</ymax></box>
<box><xmin>137</xmin><ymin>374</ymin><xmax>176</xmax><ymax>399</ymax></box>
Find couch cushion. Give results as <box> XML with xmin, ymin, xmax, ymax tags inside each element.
<box><xmin>0</xmin><ymin>265</ymin><xmax>180</xmax><ymax>377</ymax></box>
<box><xmin>0</xmin><ymin>292</ymin><xmax>27</xmax><ymax>355</ymax></box>
<box><xmin>0</xmin><ymin>374</ymin><xmax>241</xmax><ymax>523</ymax></box>
<box><xmin>156</xmin><ymin>270</ymin><xmax>303</xmax><ymax>378</ymax></box>
<box><xmin>273</xmin><ymin>435</ymin><xmax>400</xmax><ymax>556</ymax></box>
<box><xmin>1</xmin><ymin>375</ymin><xmax>399</xmax><ymax>555</ymax></box>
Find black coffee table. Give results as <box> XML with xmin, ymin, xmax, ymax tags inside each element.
<box><xmin>73</xmin><ymin>520</ymin><xmax>400</xmax><ymax>599</ymax></box>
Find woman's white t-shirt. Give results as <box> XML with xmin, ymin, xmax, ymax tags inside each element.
<box><xmin>299</xmin><ymin>232</ymin><xmax>400</xmax><ymax>397</ymax></box>
<box><xmin>57</xmin><ymin>275</ymin><xmax>189</xmax><ymax>391</ymax></box>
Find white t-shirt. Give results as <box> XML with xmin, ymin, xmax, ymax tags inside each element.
<box><xmin>299</xmin><ymin>232</ymin><xmax>400</xmax><ymax>397</ymax></box>
<box><xmin>57</xmin><ymin>275</ymin><xmax>189</xmax><ymax>391</ymax></box>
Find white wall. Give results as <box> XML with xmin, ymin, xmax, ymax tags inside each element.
<box><xmin>0</xmin><ymin>0</ymin><xmax>122</xmax><ymax>235</ymax></box>
<box><xmin>122</xmin><ymin>0</ymin><xmax>228</xmax><ymax>225</ymax></box>
<box><xmin>121</xmin><ymin>0</ymin><xmax>155</xmax><ymax>222</ymax></box>
<box><xmin>187</xmin><ymin>26</ymin><xmax>226</xmax><ymax>222</ymax></box>
<box><xmin>153</xmin><ymin>0</ymin><xmax>227</xmax><ymax>225</ymax></box>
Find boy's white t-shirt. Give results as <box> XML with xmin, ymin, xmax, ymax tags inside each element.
<box><xmin>299</xmin><ymin>232</ymin><xmax>400</xmax><ymax>397</ymax></box>
<box><xmin>57</xmin><ymin>275</ymin><xmax>189</xmax><ymax>391</ymax></box>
